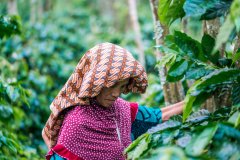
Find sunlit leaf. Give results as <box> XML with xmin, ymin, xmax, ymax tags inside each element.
<box><xmin>230</xmin><ymin>0</ymin><xmax>240</xmax><ymax>31</ymax></box>
<box><xmin>158</xmin><ymin>0</ymin><xmax>185</xmax><ymax>26</ymax></box>
<box><xmin>156</xmin><ymin>53</ymin><xmax>176</xmax><ymax>68</ymax></box>
<box><xmin>214</xmin><ymin>14</ymin><xmax>235</xmax><ymax>52</ymax></box>
<box><xmin>186</xmin><ymin>124</ymin><xmax>218</xmax><ymax>156</ymax></box>
<box><xmin>232</xmin><ymin>49</ymin><xmax>240</xmax><ymax>65</ymax></box>
<box><xmin>141</xmin><ymin>146</ymin><xmax>188</xmax><ymax>160</ymax></box>
<box><xmin>228</xmin><ymin>111</ymin><xmax>240</xmax><ymax>128</ymax></box>
<box><xmin>127</xmin><ymin>134</ymin><xmax>151</xmax><ymax>160</ymax></box>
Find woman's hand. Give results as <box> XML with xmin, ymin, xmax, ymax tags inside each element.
<box><xmin>161</xmin><ymin>101</ymin><xmax>184</xmax><ymax>121</ymax></box>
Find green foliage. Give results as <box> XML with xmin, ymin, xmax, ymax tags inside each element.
<box><xmin>191</xmin><ymin>68</ymin><xmax>240</xmax><ymax>95</ymax></box>
<box><xmin>157</xmin><ymin>31</ymin><xmax>218</xmax><ymax>84</ymax></box>
<box><xmin>0</xmin><ymin>1</ymin><xmax>159</xmax><ymax>158</ymax></box>
<box><xmin>150</xmin><ymin>0</ymin><xmax>240</xmax><ymax>158</ymax></box>
<box><xmin>183</xmin><ymin>0</ymin><xmax>232</xmax><ymax>20</ymax></box>
<box><xmin>141</xmin><ymin>146</ymin><xmax>188</xmax><ymax>160</ymax></box>
<box><xmin>158</xmin><ymin>0</ymin><xmax>185</xmax><ymax>26</ymax></box>
<box><xmin>183</xmin><ymin>68</ymin><xmax>240</xmax><ymax>121</ymax></box>
<box><xmin>0</xmin><ymin>15</ymin><xmax>22</xmax><ymax>38</ymax></box>
<box><xmin>185</xmin><ymin>124</ymin><xmax>218</xmax><ymax>156</ymax></box>
<box><xmin>232</xmin><ymin>49</ymin><xmax>240</xmax><ymax>65</ymax></box>
<box><xmin>126</xmin><ymin>108</ymin><xmax>240</xmax><ymax>160</ymax></box>
<box><xmin>157</xmin><ymin>29</ymin><xmax>240</xmax><ymax>121</ymax></box>
<box><xmin>127</xmin><ymin>134</ymin><xmax>151</xmax><ymax>160</ymax></box>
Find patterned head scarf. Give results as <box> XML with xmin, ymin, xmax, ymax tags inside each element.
<box><xmin>42</xmin><ymin>42</ymin><xmax>148</xmax><ymax>148</ymax></box>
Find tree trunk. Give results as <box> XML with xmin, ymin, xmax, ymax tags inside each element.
<box><xmin>233</xmin><ymin>34</ymin><xmax>240</xmax><ymax>68</ymax></box>
<box><xmin>44</xmin><ymin>0</ymin><xmax>54</xmax><ymax>12</ymax></box>
<box><xmin>37</xmin><ymin>0</ymin><xmax>43</xmax><ymax>21</ymax></box>
<box><xmin>202</xmin><ymin>20</ymin><xmax>219</xmax><ymax>111</ymax></box>
<box><xmin>7</xmin><ymin>0</ymin><xmax>18</xmax><ymax>15</ymax></box>
<box><xmin>182</xmin><ymin>18</ymin><xmax>188</xmax><ymax>34</ymax></box>
<box><xmin>149</xmin><ymin>0</ymin><xmax>184</xmax><ymax>106</ymax></box>
<box><xmin>97</xmin><ymin>0</ymin><xmax>115</xmax><ymax>20</ymax></box>
<box><xmin>202</xmin><ymin>18</ymin><xmax>232</xmax><ymax>111</ymax></box>
<box><xmin>128</xmin><ymin>0</ymin><xmax>146</xmax><ymax>69</ymax></box>
<box><xmin>30</xmin><ymin>0</ymin><xmax>37</xmax><ymax>23</ymax></box>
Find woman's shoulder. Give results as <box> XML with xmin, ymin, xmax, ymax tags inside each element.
<box><xmin>115</xmin><ymin>97</ymin><xmax>135</xmax><ymax>106</ymax></box>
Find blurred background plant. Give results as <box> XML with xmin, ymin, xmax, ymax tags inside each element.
<box><xmin>0</xmin><ymin>0</ymin><xmax>163</xmax><ymax>159</ymax></box>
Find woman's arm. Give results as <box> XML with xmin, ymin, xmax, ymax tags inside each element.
<box><xmin>161</xmin><ymin>101</ymin><xmax>184</xmax><ymax>121</ymax></box>
<box><xmin>130</xmin><ymin>101</ymin><xmax>184</xmax><ymax>140</ymax></box>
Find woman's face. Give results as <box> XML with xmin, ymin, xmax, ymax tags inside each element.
<box><xmin>96</xmin><ymin>79</ymin><xmax>129</xmax><ymax>108</ymax></box>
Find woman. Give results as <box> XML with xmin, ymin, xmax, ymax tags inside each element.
<box><xmin>42</xmin><ymin>42</ymin><xmax>184</xmax><ymax>160</ymax></box>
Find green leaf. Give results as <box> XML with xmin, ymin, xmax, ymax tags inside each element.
<box><xmin>228</xmin><ymin>111</ymin><xmax>240</xmax><ymax>128</ymax></box>
<box><xmin>218</xmin><ymin>123</ymin><xmax>240</xmax><ymax>140</ymax></box>
<box><xmin>212</xmin><ymin>107</ymin><xmax>231</xmax><ymax>119</ymax></box>
<box><xmin>201</xmin><ymin>34</ymin><xmax>219</xmax><ymax>64</ymax></box>
<box><xmin>156</xmin><ymin>53</ymin><xmax>176</xmax><ymax>68</ymax></box>
<box><xmin>158</xmin><ymin>0</ymin><xmax>185</xmax><ymax>26</ymax></box>
<box><xmin>186</xmin><ymin>124</ymin><xmax>218</xmax><ymax>156</ymax></box>
<box><xmin>174</xmin><ymin>31</ymin><xmax>207</xmax><ymax>62</ymax></box>
<box><xmin>183</xmin><ymin>92</ymin><xmax>196</xmax><ymax>122</ymax></box>
<box><xmin>235</xmin><ymin>114</ymin><xmax>240</xmax><ymax>128</ymax></box>
<box><xmin>200</xmin><ymin>0</ymin><xmax>232</xmax><ymax>20</ymax></box>
<box><xmin>125</xmin><ymin>134</ymin><xmax>147</xmax><ymax>153</ymax></box>
<box><xmin>148</xmin><ymin>120</ymin><xmax>182</xmax><ymax>134</ymax></box>
<box><xmin>218</xmin><ymin>58</ymin><xmax>233</xmax><ymax>67</ymax></box>
<box><xmin>232</xmin><ymin>49</ymin><xmax>240</xmax><ymax>65</ymax></box>
<box><xmin>167</xmin><ymin>60</ymin><xmax>188</xmax><ymax>82</ymax></box>
<box><xmin>186</xmin><ymin>109</ymin><xmax>210</xmax><ymax>123</ymax></box>
<box><xmin>141</xmin><ymin>146</ymin><xmax>188</xmax><ymax>160</ymax></box>
<box><xmin>191</xmin><ymin>68</ymin><xmax>240</xmax><ymax>96</ymax></box>
<box><xmin>192</xmin><ymin>92</ymin><xmax>211</xmax><ymax>110</ymax></box>
<box><xmin>183</xmin><ymin>80</ymin><xmax>203</xmax><ymax>121</ymax></box>
<box><xmin>184</xmin><ymin>0</ymin><xmax>232</xmax><ymax>20</ymax></box>
<box><xmin>201</xmin><ymin>34</ymin><xmax>215</xmax><ymax>54</ymax></box>
<box><xmin>214</xmin><ymin>15</ymin><xmax>235</xmax><ymax>52</ymax></box>
<box><xmin>126</xmin><ymin>134</ymin><xmax>151</xmax><ymax>160</ymax></box>
<box><xmin>185</xmin><ymin>65</ymin><xmax>213</xmax><ymax>80</ymax></box>
<box><xmin>176</xmin><ymin>133</ymin><xmax>192</xmax><ymax>148</ymax></box>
